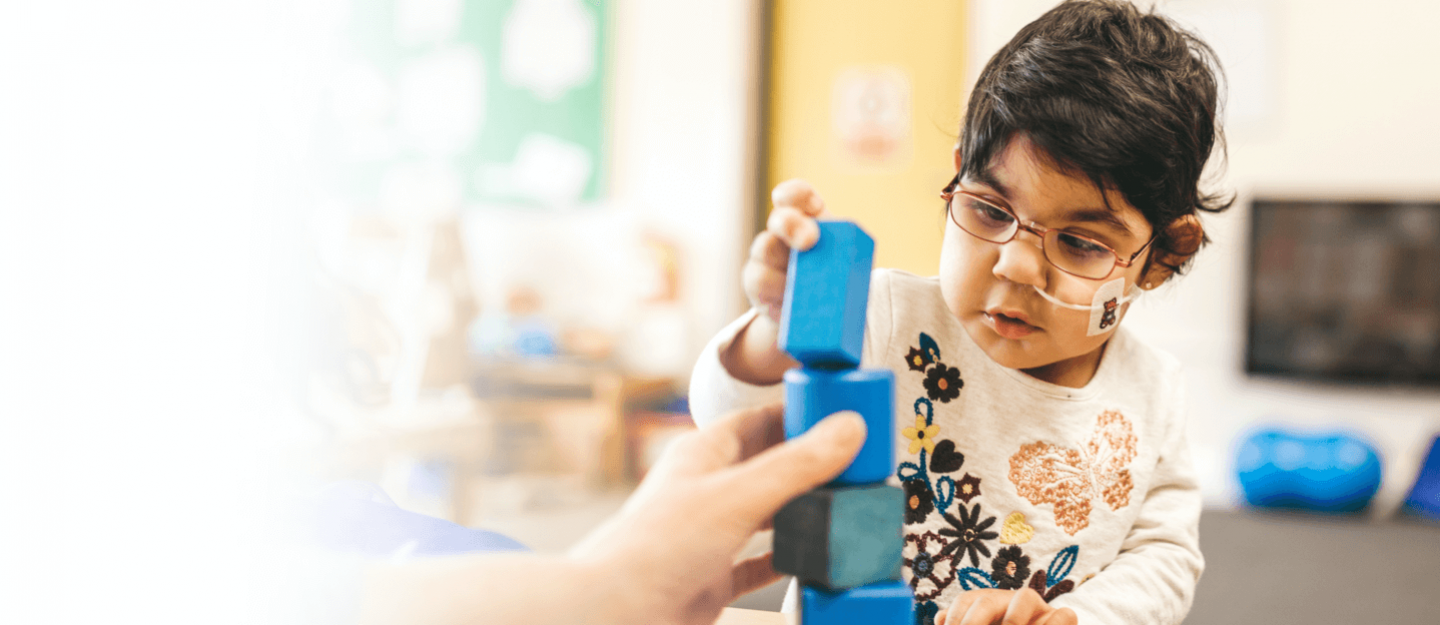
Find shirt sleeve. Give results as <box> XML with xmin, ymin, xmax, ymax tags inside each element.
<box><xmin>687</xmin><ymin>308</ymin><xmax>786</xmax><ymax>428</ymax></box>
<box><xmin>1048</xmin><ymin>382</ymin><xmax>1205</xmax><ymax>625</ymax></box>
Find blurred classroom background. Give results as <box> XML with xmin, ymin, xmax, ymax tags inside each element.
<box><xmin>4</xmin><ymin>0</ymin><xmax>1439</xmax><ymax>623</ymax></box>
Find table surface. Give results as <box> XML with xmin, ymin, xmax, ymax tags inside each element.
<box><xmin>716</xmin><ymin>608</ymin><xmax>787</xmax><ymax>625</ymax></box>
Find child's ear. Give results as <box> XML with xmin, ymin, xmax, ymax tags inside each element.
<box><xmin>1140</xmin><ymin>214</ymin><xmax>1204</xmax><ymax>289</ymax></box>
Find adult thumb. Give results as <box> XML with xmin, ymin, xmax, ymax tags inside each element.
<box><xmin>717</xmin><ymin>410</ymin><xmax>867</xmax><ymax>516</ymax></box>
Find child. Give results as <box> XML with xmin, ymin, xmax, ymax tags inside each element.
<box><xmin>689</xmin><ymin>1</ymin><xmax>1231</xmax><ymax>624</ymax></box>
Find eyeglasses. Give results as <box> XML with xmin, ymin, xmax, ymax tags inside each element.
<box><xmin>941</xmin><ymin>175</ymin><xmax>1155</xmax><ymax>281</ymax></box>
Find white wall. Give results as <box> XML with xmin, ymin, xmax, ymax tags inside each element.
<box><xmin>461</xmin><ymin>0</ymin><xmax>762</xmax><ymax>379</ymax></box>
<box><xmin>971</xmin><ymin>0</ymin><xmax>1440</xmax><ymax>508</ymax></box>
<box><xmin>608</xmin><ymin>0</ymin><xmax>763</xmax><ymax>372</ymax></box>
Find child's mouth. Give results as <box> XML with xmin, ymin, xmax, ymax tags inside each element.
<box><xmin>985</xmin><ymin>311</ymin><xmax>1037</xmax><ymax>339</ymax></box>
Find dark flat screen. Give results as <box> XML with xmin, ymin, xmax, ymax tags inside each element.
<box><xmin>1246</xmin><ymin>199</ymin><xmax>1440</xmax><ymax>386</ymax></box>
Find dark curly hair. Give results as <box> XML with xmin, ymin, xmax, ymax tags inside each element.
<box><xmin>960</xmin><ymin>0</ymin><xmax>1233</xmax><ymax>277</ymax></box>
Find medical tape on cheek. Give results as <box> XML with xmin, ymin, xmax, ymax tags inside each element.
<box><xmin>1085</xmin><ymin>277</ymin><xmax>1128</xmax><ymax>336</ymax></box>
<box><xmin>1029</xmin><ymin>277</ymin><xmax>1136</xmax><ymax>336</ymax></box>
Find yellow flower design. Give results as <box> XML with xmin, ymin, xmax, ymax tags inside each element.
<box><xmin>902</xmin><ymin>414</ymin><xmax>941</xmax><ymax>455</ymax></box>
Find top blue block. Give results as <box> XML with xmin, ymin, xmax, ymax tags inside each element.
<box><xmin>780</xmin><ymin>221</ymin><xmax>875</xmax><ymax>369</ymax></box>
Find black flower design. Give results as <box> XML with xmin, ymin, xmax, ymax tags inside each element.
<box><xmin>936</xmin><ymin>503</ymin><xmax>998</xmax><ymax>567</ymax></box>
<box><xmin>916</xmin><ymin>600</ymin><xmax>939</xmax><ymax>625</ymax></box>
<box><xmin>923</xmin><ymin>364</ymin><xmax>963</xmax><ymax>403</ymax></box>
<box><xmin>905</xmin><ymin>346</ymin><xmax>932</xmax><ymax>372</ymax></box>
<box><xmin>955</xmin><ymin>473</ymin><xmax>982</xmax><ymax>504</ymax></box>
<box><xmin>1027</xmin><ymin>570</ymin><xmax>1077</xmax><ymax>602</ymax></box>
<box><xmin>903</xmin><ymin>531</ymin><xmax>957</xmax><ymax>601</ymax></box>
<box><xmin>990</xmin><ymin>545</ymin><xmax>1031</xmax><ymax>590</ymax></box>
<box><xmin>904</xmin><ymin>478</ymin><xmax>936</xmax><ymax>524</ymax></box>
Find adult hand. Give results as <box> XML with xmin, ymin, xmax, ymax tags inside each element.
<box><xmin>935</xmin><ymin>589</ymin><xmax>1078</xmax><ymax>625</ymax></box>
<box><xmin>743</xmin><ymin>179</ymin><xmax>831</xmax><ymax>323</ymax></box>
<box><xmin>568</xmin><ymin>403</ymin><xmax>866</xmax><ymax>625</ymax></box>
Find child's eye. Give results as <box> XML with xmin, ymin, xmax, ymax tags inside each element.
<box><xmin>1054</xmin><ymin>232</ymin><xmax>1111</xmax><ymax>259</ymax></box>
<box><xmin>966</xmin><ymin>198</ymin><xmax>1015</xmax><ymax>228</ymax></box>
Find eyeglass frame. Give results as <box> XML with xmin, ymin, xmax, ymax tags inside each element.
<box><xmin>940</xmin><ymin>174</ymin><xmax>1157</xmax><ymax>281</ymax></box>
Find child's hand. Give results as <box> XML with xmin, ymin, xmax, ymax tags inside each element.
<box><xmin>743</xmin><ymin>179</ymin><xmax>831</xmax><ymax>322</ymax></box>
<box><xmin>936</xmin><ymin>589</ymin><xmax>1078</xmax><ymax>625</ymax></box>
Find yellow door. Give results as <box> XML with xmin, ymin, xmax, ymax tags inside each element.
<box><xmin>765</xmin><ymin>0</ymin><xmax>968</xmax><ymax>275</ymax></box>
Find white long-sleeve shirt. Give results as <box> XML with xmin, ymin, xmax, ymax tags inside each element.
<box><xmin>690</xmin><ymin>269</ymin><xmax>1203</xmax><ymax>625</ymax></box>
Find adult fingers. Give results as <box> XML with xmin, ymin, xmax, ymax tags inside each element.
<box><xmin>730</xmin><ymin>553</ymin><xmax>780</xmax><ymax>599</ymax></box>
<box><xmin>771</xmin><ymin>179</ymin><xmax>828</xmax><ymax>217</ymax></box>
<box><xmin>766</xmin><ymin>205</ymin><xmax>820</xmax><ymax>252</ymax></box>
<box><xmin>711</xmin><ymin>410</ymin><xmax>866</xmax><ymax>519</ymax></box>
<box><xmin>726</xmin><ymin>402</ymin><xmax>787</xmax><ymax>464</ymax></box>
<box><xmin>667</xmin><ymin>404</ymin><xmax>786</xmax><ymax>474</ymax></box>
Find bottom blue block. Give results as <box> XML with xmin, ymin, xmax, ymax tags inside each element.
<box><xmin>802</xmin><ymin>579</ymin><xmax>915</xmax><ymax>625</ymax></box>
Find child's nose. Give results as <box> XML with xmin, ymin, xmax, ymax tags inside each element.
<box><xmin>992</xmin><ymin>232</ymin><xmax>1048</xmax><ymax>287</ymax></box>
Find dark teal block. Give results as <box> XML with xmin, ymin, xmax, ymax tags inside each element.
<box><xmin>779</xmin><ymin>221</ymin><xmax>874</xmax><ymax>369</ymax></box>
<box><xmin>784</xmin><ymin>367</ymin><xmax>893</xmax><ymax>485</ymax></box>
<box><xmin>802</xmin><ymin>579</ymin><xmax>915</xmax><ymax>625</ymax></box>
<box><xmin>774</xmin><ymin>483</ymin><xmax>903</xmax><ymax>591</ymax></box>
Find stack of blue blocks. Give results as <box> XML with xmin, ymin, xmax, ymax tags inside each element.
<box><xmin>773</xmin><ymin>221</ymin><xmax>914</xmax><ymax>625</ymax></box>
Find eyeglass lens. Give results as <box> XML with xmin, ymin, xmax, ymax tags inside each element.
<box><xmin>949</xmin><ymin>194</ymin><xmax>1118</xmax><ymax>279</ymax></box>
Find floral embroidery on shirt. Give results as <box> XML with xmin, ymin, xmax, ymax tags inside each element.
<box><xmin>892</xmin><ymin>329</ymin><xmax>1108</xmax><ymax>613</ymax></box>
<box><xmin>1043</xmin><ymin>545</ymin><xmax>1079</xmax><ymax>589</ymax></box>
<box><xmin>1014</xmin><ymin>546</ymin><xmax>1080</xmax><ymax>602</ymax></box>
<box><xmin>898</xmin><ymin>397</ymin><xmax>958</xmax><ymax>516</ymax></box>
<box><xmin>956</xmin><ymin>566</ymin><xmax>996</xmax><ymax>591</ymax></box>
<box><xmin>915</xmin><ymin>600</ymin><xmax>939</xmax><ymax>625</ymax></box>
<box><xmin>955</xmin><ymin>473</ymin><xmax>982</xmax><ymax>503</ymax></box>
<box><xmin>998</xmin><ymin>512</ymin><xmax>1035</xmax><ymax>545</ymax></box>
<box><xmin>903</xmin><ymin>414</ymin><xmax>941</xmax><ymax>454</ymax></box>
<box><xmin>1007</xmin><ymin>410</ymin><xmax>1138</xmax><ymax>535</ymax></box>
<box><xmin>918</xmin><ymin>332</ymin><xmax>942</xmax><ymax>363</ymax></box>
<box><xmin>905</xmin><ymin>346</ymin><xmax>932</xmax><ymax>371</ymax></box>
<box><xmin>923</xmin><ymin>363</ymin><xmax>963</xmax><ymax>402</ymax></box>
<box><xmin>990</xmin><ymin>545</ymin><xmax>1031</xmax><ymax>590</ymax></box>
<box><xmin>903</xmin><ymin>531</ymin><xmax>957</xmax><ymax>601</ymax></box>
<box><xmin>904</xmin><ymin>478</ymin><xmax>936</xmax><ymax>524</ymax></box>
<box><xmin>929</xmin><ymin>439</ymin><xmax>965</xmax><ymax>474</ymax></box>
<box><xmin>937</xmin><ymin>503</ymin><xmax>998</xmax><ymax>567</ymax></box>
<box><xmin>1028</xmin><ymin>570</ymin><xmax>1076</xmax><ymax>602</ymax></box>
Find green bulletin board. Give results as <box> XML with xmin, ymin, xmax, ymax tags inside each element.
<box><xmin>321</xmin><ymin>0</ymin><xmax>607</xmax><ymax>210</ymax></box>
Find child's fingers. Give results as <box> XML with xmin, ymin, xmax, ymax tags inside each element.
<box><xmin>740</xmin><ymin>256</ymin><xmax>787</xmax><ymax>321</ymax></box>
<box><xmin>766</xmin><ymin>205</ymin><xmax>821</xmax><ymax>251</ymax></box>
<box><xmin>749</xmin><ymin>230</ymin><xmax>792</xmax><ymax>272</ymax></box>
<box><xmin>999</xmin><ymin>588</ymin><xmax>1046</xmax><ymax>625</ymax></box>
<box><xmin>1036</xmin><ymin>607</ymin><xmax>1078</xmax><ymax>625</ymax></box>
<box><xmin>771</xmin><ymin>178</ymin><xmax>828</xmax><ymax>217</ymax></box>
<box><xmin>950</xmin><ymin>589</ymin><xmax>1010</xmax><ymax>625</ymax></box>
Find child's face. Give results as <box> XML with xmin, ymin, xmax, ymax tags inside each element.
<box><xmin>940</xmin><ymin>135</ymin><xmax>1155</xmax><ymax>384</ymax></box>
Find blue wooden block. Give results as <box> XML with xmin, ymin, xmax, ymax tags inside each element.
<box><xmin>780</xmin><ymin>221</ymin><xmax>875</xmax><ymax>369</ymax></box>
<box><xmin>785</xmin><ymin>367</ymin><xmax>893</xmax><ymax>485</ymax></box>
<box><xmin>774</xmin><ymin>483</ymin><xmax>903</xmax><ymax>591</ymax></box>
<box><xmin>802</xmin><ymin>580</ymin><xmax>915</xmax><ymax>625</ymax></box>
